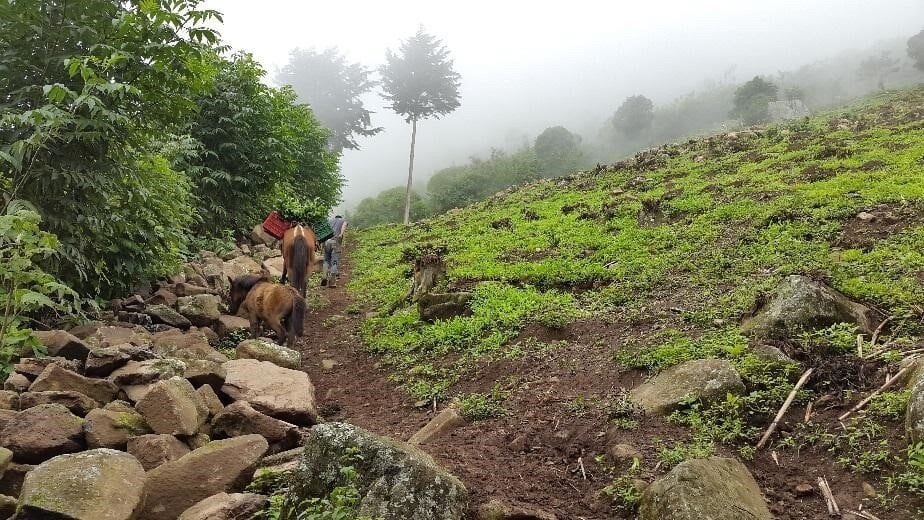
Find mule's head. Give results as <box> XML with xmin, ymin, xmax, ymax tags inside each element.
<box><xmin>229</xmin><ymin>274</ymin><xmax>265</xmax><ymax>315</ymax></box>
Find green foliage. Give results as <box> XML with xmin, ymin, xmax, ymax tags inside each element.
<box><xmin>611</xmin><ymin>95</ymin><xmax>655</xmax><ymax>139</ymax></box>
<box><xmin>601</xmin><ymin>458</ymin><xmax>644</xmax><ymax>513</ymax></box>
<box><xmin>656</xmin><ymin>436</ymin><xmax>716</xmax><ymax>469</ymax></box>
<box><xmin>0</xmin><ymin>0</ymin><xmax>220</xmax><ymax>296</ymax></box>
<box><xmin>0</xmin><ymin>209</ymin><xmax>81</xmax><ymax>376</ymax></box>
<box><xmin>189</xmin><ymin>53</ymin><xmax>341</xmax><ymax>235</ymax></box>
<box><xmin>260</xmin><ymin>448</ymin><xmax>375</xmax><ymax>520</ymax></box>
<box><xmin>797</xmin><ymin>323</ymin><xmax>858</xmax><ymax>354</ymax></box>
<box><xmin>888</xmin><ymin>442</ymin><xmax>924</xmax><ymax>496</ymax></box>
<box><xmin>731</xmin><ymin>76</ymin><xmax>779</xmax><ymax>124</ymax></box>
<box><xmin>351</xmin><ymin>187</ymin><xmax>429</xmax><ymax>229</ymax></box>
<box><xmin>867</xmin><ymin>391</ymin><xmax>910</xmax><ymax>420</ymax></box>
<box><xmin>426</xmin><ymin>148</ymin><xmax>539</xmax><ymax>214</ymax></box>
<box><xmin>910</xmin><ymin>30</ymin><xmax>924</xmax><ymax>72</ymax></box>
<box><xmin>379</xmin><ymin>28</ymin><xmax>461</xmax><ymax>123</ymax></box>
<box><xmin>277</xmin><ymin>47</ymin><xmax>381</xmax><ymax>152</ymax></box>
<box><xmin>534</xmin><ymin>126</ymin><xmax>584</xmax><ymax>177</ymax></box>
<box><xmin>456</xmin><ymin>385</ymin><xmax>506</xmax><ymax>421</ymax></box>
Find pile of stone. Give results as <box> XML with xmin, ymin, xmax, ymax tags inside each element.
<box><xmin>0</xmin><ymin>317</ymin><xmax>316</xmax><ymax>519</ymax></box>
<box><xmin>109</xmin><ymin>245</ymin><xmax>284</xmax><ymax>330</ymax></box>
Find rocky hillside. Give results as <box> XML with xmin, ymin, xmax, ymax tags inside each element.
<box><xmin>349</xmin><ymin>87</ymin><xmax>924</xmax><ymax>518</ymax></box>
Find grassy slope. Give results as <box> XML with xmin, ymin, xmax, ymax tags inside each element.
<box><xmin>350</xmin><ymin>88</ymin><xmax>924</xmax><ymax>512</ymax></box>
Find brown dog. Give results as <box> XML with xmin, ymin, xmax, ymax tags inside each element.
<box><xmin>229</xmin><ymin>274</ymin><xmax>305</xmax><ymax>348</ymax></box>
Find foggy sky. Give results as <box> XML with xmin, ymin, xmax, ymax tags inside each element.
<box><xmin>204</xmin><ymin>1</ymin><xmax>924</xmax><ymax>209</ymax></box>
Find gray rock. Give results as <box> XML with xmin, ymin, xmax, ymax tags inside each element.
<box><xmin>140</xmin><ymin>435</ymin><xmax>269</xmax><ymax>520</ymax></box>
<box><xmin>0</xmin><ymin>404</ymin><xmax>85</xmax><ymax>463</ymax></box>
<box><xmin>178</xmin><ymin>492</ymin><xmax>269</xmax><ymax>520</ymax></box>
<box><xmin>152</xmin><ymin>328</ymin><xmax>228</xmax><ymax>364</ymax></box>
<box><xmin>236</xmin><ymin>338</ymin><xmax>301</xmax><ymax>369</ymax></box>
<box><xmin>14</xmin><ymin>356</ymin><xmax>82</xmax><ymax>380</ymax></box>
<box><xmin>907</xmin><ymin>370</ymin><xmax>924</xmax><ymax>443</ymax></box>
<box><xmin>630</xmin><ymin>359</ymin><xmax>744</xmax><ymax>415</ymax></box>
<box><xmin>136</xmin><ymin>377</ymin><xmax>208</xmax><ymax>436</ymax></box>
<box><xmin>741</xmin><ymin>275</ymin><xmax>880</xmax><ymax>339</ymax></box>
<box><xmin>127</xmin><ymin>434</ymin><xmax>191</xmax><ymax>471</ymax></box>
<box><xmin>217</xmin><ymin>315</ymin><xmax>250</xmax><ymax>337</ymax></box>
<box><xmin>418</xmin><ymin>292</ymin><xmax>474</xmax><ymax>323</ymax></box>
<box><xmin>30</xmin><ymin>364</ymin><xmax>118</xmax><ymax>404</ymax></box>
<box><xmin>109</xmin><ymin>358</ymin><xmax>187</xmax><ymax>387</ymax></box>
<box><xmin>19</xmin><ymin>391</ymin><xmax>98</xmax><ymax>416</ymax></box>
<box><xmin>212</xmin><ymin>401</ymin><xmax>299</xmax><ymax>448</ymax></box>
<box><xmin>221</xmin><ymin>359</ymin><xmax>318</xmax><ymax>425</ymax></box>
<box><xmin>178</xmin><ymin>294</ymin><xmax>224</xmax><ymax>328</ymax></box>
<box><xmin>146</xmin><ymin>304</ymin><xmax>192</xmax><ymax>330</ymax></box>
<box><xmin>408</xmin><ymin>406</ymin><xmax>466</xmax><ymax>445</ymax></box>
<box><xmin>85</xmin><ymin>325</ymin><xmax>153</xmax><ymax>349</ymax></box>
<box><xmin>32</xmin><ymin>330</ymin><xmax>91</xmax><ymax>360</ymax></box>
<box><xmin>639</xmin><ymin>457</ymin><xmax>772</xmax><ymax>520</ymax></box>
<box><xmin>19</xmin><ymin>448</ymin><xmax>145</xmax><ymax>520</ymax></box>
<box><xmin>288</xmin><ymin>422</ymin><xmax>468</xmax><ymax>520</ymax></box>
<box><xmin>147</xmin><ymin>288</ymin><xmax>179</xmax><ymax>307</ymax></box>
<box><xmin>183</xmin><ymin>359</ymin><xmax>226</xmax><ymax>390</ymax></box>
<box><xmin>4</xmin><ymin>372</ymin><xmax>29</xmax><ymax>392</ymax></box>
<box><xmin>84</xmin><ymin>407</ymin><xmax>151</xmax><ymax>449</ymax></box>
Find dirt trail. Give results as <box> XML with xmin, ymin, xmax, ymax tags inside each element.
<box><xmin>293</xmin><ymin>258</ymin><xmax>892</xmax><ymax>520</ymax></box>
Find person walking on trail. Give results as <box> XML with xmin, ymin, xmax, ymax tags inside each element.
<box><xmin>322</xmin><ymin>214</ymin><xmax>346</xmax><ymax>288</ymax></box>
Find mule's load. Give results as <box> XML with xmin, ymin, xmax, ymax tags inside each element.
<box><xmin>262</xmin><ymin>211</ymin><xmax>334</xmax><ymax>242</ymax></box>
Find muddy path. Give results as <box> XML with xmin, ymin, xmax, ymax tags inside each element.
<box><xmin>293</xmin><ymin>258</ymin><xmax>903</xmax><ymax>520</ymax></box>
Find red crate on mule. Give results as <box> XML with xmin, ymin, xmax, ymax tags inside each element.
<box><xmin>262</xmin><ymin>211</ymin><xmax>293</xmax><ymax>239</ymax></box>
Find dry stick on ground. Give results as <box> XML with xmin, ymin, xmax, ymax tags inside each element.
<box><xmin>844</xmin><ymin>510</ymin><xmax>882</xmax><ymax>520</ymax></box>
<box><xmin>856</xmin><ymin>334</ymin><xmax>863</xmax><ymax>358</ymax></box>
<box><xmin>757</xmin><ymin>368</ymin><xmax>814</xmax><ymax>450</ymax></box>
<box><xmin>817</xmin><ymin>476</ymin><xmax>841</xmax><ymax>516</ymax></box>
<box><xmin>838</xmin><ymin>362</ymin><xmax>915</xmax><ymax>422</ymax></box>
<box><xmin>804</xmin><ymin>400</ymin><xmax>814</xmax><ymax>423</ymax></box>
<box><xmin>870</xmin><ymin>316</ymin><xmax>893</xmax><ymax>347</ymax></box>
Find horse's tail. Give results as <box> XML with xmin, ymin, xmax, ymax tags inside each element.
<box><xmin>290</xmin><ymin>293</ymin><xmax>305</xmax><ymax>338</ymax></box>
<box><xmin>292</xmin><ymin>234</ymin><xmax>308</xmax><ymax>297</ymax></box>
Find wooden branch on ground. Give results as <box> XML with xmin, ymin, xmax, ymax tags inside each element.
<box><xmin>757</xmin><ymin>368</ymin><xmax>814</xmax><ymax>450</ymax></box>
<box><xmin>817</xmin><ymin>476</ymin><xmax>840</xmax><ymax>516</ymax></box>
<box><xmin>804</xmin><ymin>400</ymin><xmax>814</xmax><ymax>423</ymax></box>
<box><xmin>844</xmin><ymin>510</ymin><xmax>882</xmax><ymax>520</ymax></box>
<box><xmin>838</xmin><ymin>363</ymin><xmax>915</xmax><ymax>422</ymax></box>
<box><xmin>856</xmin><ymin>334</ymin><xmax>863</xmax><ymax>358</ymax></box>
<box><xmin>870</xmin><ymin>316</ymin><xmax>893</xmax><ymax>347</ymax></box>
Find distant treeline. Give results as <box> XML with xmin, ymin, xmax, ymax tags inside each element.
<box><xmin>350</xmin><ymin>35</ymin><xmax>924</xmax><ymax>228</ymax></box>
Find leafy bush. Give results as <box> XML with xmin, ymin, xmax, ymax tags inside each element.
<box><xmin>0</xmin><ymin>209</ymin><xmax>82</xmax><ymax>376</ymax></box>
<box><xmin>456</xmin><ymin>386</ymin><xmax>506</xmax><ymax>421</ymax></box>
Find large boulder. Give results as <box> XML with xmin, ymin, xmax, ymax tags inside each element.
<box><xmin>418</xmin><ymin>292</ymin><xmax>474</xmax><ymax>323</ymax></box>
<box><xmin>136</xmin><ymin>377</ymin><xmax>208</xmax><ymax>436</ymax></box>
<box><xmin>14</xmin><ymin>356</ymin><xmax>82</xmax><ymax>380</ymax></box>
<box><xmin>4</xmin><ymin>373</ymin><xmax>29</xmax><ymax>392</ymax></box>
<box><xmin>178</xmin><ymin>294</ymin><xmax>224</xmax><ymax>328</ymax></box>
<box><xmin>19</xmin><ymin>391</ymin><xmax>98</xmax><ymax>416</ymax></box>
<box><xmin>223</xmin><ymin>255</ymin><xmax>264</xmax><ymax>280</ymax></box>
<box><xmin>236</xmin><ymin>338</ymin><xmax>301</xmax><ymax>369</ymax></box>
<box><xmin>127</xmin><ymin>434</ymin><xmax>191</xmax><ymax>471</ymax></box>
<box><xmin>184</xmin><ymin>359</ymin><xmax>227</xmax><ymax>390</ymax></box>
<box><xmin>197</xmin><ymin>384</ymin><xmax>225</xmax><ymax>418</ymax></box>
<box><xmin>261</xmin><ymin>256</ymin><xmax>285</xmax><ymax>279</ymax></box>
<box><xmin>212</xmin><ymin>401</ymin><xmax>299</xmax><ymax>448</ymax></box>
<box><xmin>216</xmin><ymin>315</ymin><xmax>250</xmax><ymax>337</ymax></box>
<box><xmin>109</xmin><ymin>358</ymin><xmax>187</xmax><ymax>387</ymax></box>
<box><xmin>630</xmin><ymin>359</ymin><xmax>744</xmax><ymax>415</ymax></box>
<box><xmin>0</xmin><ymin>404</ymin><xmax>85</xmax><ymax>463</ymax></box>
<box><xmin>639</xmin><ymin>457</ymin><xmax>772</xmax><ymax>520</ymax></box>
<box><xmin>0</xmin><ymin>462</ymin><xmax>32</xmax><ymax>497</ymax></box>
<box><xmin>85</xmin><ymin>347</ymin><xmax>131</xmax><ymax>377</ymax></box>
<box><xmin>140</xmin><ymin>435</ymin><xmax>269</xmax><ymax>520</ymax></box>
<box><xmin>30</xmin><ymin>365</ymin><xmax>117</xmax><ymax>405</ymax></box>
<box><xmin>221</xmin><ymin>359</ymin><xmax>318</xmax><ymax>425</ymax></box>
<box><xmin>146</xmin><ymin>304</ymin><xmax>192</xmax><ymax>330</ymax></box>
<box><xmin>18</xmin><ymin>449</ymin><xmax>145</xmax><ymax>520</ymax></box>
<box><xmin>32</xmin><ymin>330</ymin><xmax>91</xmax><ymax>360</ymax></box>
<box><xmin>84</xmin><ymin>407</ymin><xmax>151</xmax><ymax>449</ymax></box>
<box><xmin>250</xmin><ymin>224</ymin><xmax>277</xmax><ymax>247</ymax></box>
<box><xmin>0</xmin><ymin>391</ymin><xmax>18</xmax><ymax>410</ymax></box>
<box><xmin>146</xmin><ymin>287</ymin><xmax>179</xmax><ymax>307</ymax></box>
<box><xmin>741</xmin><ymin>275</ymin><xmax>880</xmax><ymax>339</ymax></box>
<box><xmin>289</xmin><ymin>422</ymin><xmax>468</xmax><ymax>520</ymax></box>
<box><xmin>86</xmin><ymin>325</ymin><xmax>153</xmax><ymax>349</ymax></box>
<box><xmin>152</xmin><ymin>328</ymin><xmax>228</xmax><ymax>364</ymax></box>
<box><xmin>178</xmin><ymin>492</ymin><xmax>269</xmax><ymax>520</ymax></box>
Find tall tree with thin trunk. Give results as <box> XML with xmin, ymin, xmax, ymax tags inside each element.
<box><xmin>380</xmin><ymin>28</ymin><xmax>461</xmax><ymax>224</ymax></box>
